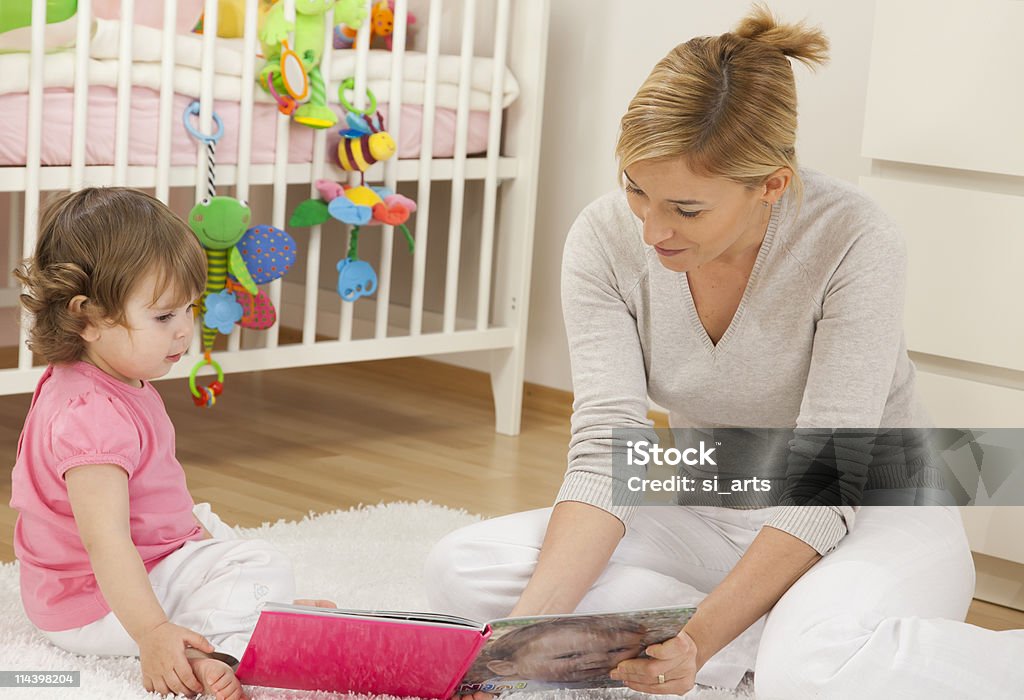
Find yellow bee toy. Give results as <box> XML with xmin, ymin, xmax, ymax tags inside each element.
<box><xmin>337</xmin><ymin>81</ymin><xmax>397</xmax><ymax>173</ymax></box>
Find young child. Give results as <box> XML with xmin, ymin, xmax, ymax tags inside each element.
<box><xmin>9</xmin><ymin>188</ymin><xmax>324</xmax><ymax>700</ymax></box>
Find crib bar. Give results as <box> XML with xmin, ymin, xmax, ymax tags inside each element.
<box><xmin>155</xmin><ymin>0</ymin><xmax>178</xmax><ymax>203</ymax></box>
<box><xmin>351</xmin><ymin>11</ymin><xmax>372</xmax><ymax>126</ymax></box>
<box><xmin>338</xmin><ymin>3</ymin><xmax>374</xmax><ymax>342</ymax></box>
<box><xmin>113</xmin><ymin>0</ymin><xmax>134</xmax><ymax>185</ymax></box>
<box><xmin>19</xmin><ymin>0</ymin><xmax>47</xmax><ymax>371</ymax></box>
<box><xmin>266</xmin><ymin>116</ymin><xmax>290</xmax><ymax>351</ymax></box>
<box><xmin>235</xmin><ymin>0</ymin><xmax>261</xmax><ymax>202</ymax></box>
<box><xmin>374</xmin><ymin>0</ymin><xmax>412</xmax><ymax>339</ymax></box>
<box><xmin>0</xmin><ymin>160</ymin><xmax>519</xmax><ymax>194</ymax></box>
<box><xmin>188</xmin><ymin>0</ymin><xmax>221</xmax><ymax>358</ymax></box>
<box><xmin>194</xmin><ymin>0</ymin><xmax>220</xmax><ymax>203</ymax></box>
<box><xmin>268</xmin><ymin>0</ymin><xmax>298</xmax><ymax>350</ymax></box>
<box><xmin>301</xmin><ymin>223</ymin><xmax>324</xmax><ymax>345</ymax></box>
<box><xmin>7</xmin><ymin>193</ymin><xmax>20</xmax><ymax>288</ymax></box>
<box><xmin>6</xmin><ymin>192</ymin><xmax>21</xmax><ymax>376</ymax></box>
<box><xmin>441</xmin><ymin>0</ymin><xmax>477</xmax><ymax>334</ymax></box>
<box><xmin>226</xmin><ymin>326</ymin><xmax>242</xmax><ymax>354</ymax></box>
<box><xmin>409</xmin><ymin>0</ymin><xmax>445</xmax><ymax>336</ymax></box>
<box><xmin>302</xmin><ymin>7</ymin><xmax>339</xmax><ymax>345</ymax></box>
<box><xmin>476</xmin><ymin>0</ymin><xmax>511</xmax><ymax>330</ymax></box>
<box><xmin>268</xmin><ymin>113</ymin><xmax>290</xmax><ymax>349</ymax></box>
<box><xmin>70</xmin><ymin>0</ymin><xmax>93</xmax><ymax>190</ymax></box>
<box><xmin>226</xmin><ymin>0</ymin><xmax>262</xmax><ymax>354</ymax></box>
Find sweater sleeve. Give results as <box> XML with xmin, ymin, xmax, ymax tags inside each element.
<box><xmin>554</xmin><ymin>206</ymin><xmax>655</xmax><ymax>526</ymax></box>
<box><xmin>765</xmin><ymin>220</ymin><xmax>908</xmax><ymax>554</ymax></box>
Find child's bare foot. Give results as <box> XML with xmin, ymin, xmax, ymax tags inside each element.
<box><xmin>294</xmin><ymin>598</ymin><xmax>337</xmax><ymax>608</ymax></box>
<box><xmin>186</xmin><ymin>655</ymin><xmax>244</xmax><ymax>700</ymax></box>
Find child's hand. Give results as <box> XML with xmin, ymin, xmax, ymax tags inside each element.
<box><xmin>293</xmin><ymin>598</ymin><xmax>338</xmax><ymax>609</ymax></box>
<box><xmin>138</xmin><ymin>620</ymin><xmax>214</xmax><ymax>696</ymax></box>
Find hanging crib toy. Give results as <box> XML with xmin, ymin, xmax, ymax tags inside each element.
<box><xmin>258</xmin><ymin>0</ymin><xmax>367</xmax><ymax>127</ymax></box>
<box><xmin>335</xmin><ymin>79</ymin><xmax>397</xmax><ymax>173</ymax></box>
<box><xmin>288</xmin><ymin>81</ymin><xmax>413</xmax><ymax>301</ymax></box>
<box><xmin>334</xmin><ymin>0</ymin><xmax>417</xmax><ymax>52</ymax></box>
<box><xmin>182</xmin><ymin>101</ymin><xmax>297</xmax><ymax>407</ymax></box>
<box><xmin>290</xmin><ymin>178</ymin><xmax>415</xmax><ymax>302</ymax></box>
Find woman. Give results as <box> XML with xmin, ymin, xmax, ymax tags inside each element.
<box><xmin>426</xmin><ymin>5</ymin><xmax>1024</xmax><ymax>699</ymax></box>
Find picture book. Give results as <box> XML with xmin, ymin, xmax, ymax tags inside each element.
<box><xmin>235</xmin><ymin>603</ymin><xmax>695</xmax><ymax>698</ymax></box>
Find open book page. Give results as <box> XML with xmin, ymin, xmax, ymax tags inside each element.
<box><xmin>260</xmin><ymin>602</ymin><xmax>486</xmax><ymax>630</ymax></box>
<box><xmin>456</xmin><ymin>606</ymin><xmax>696</xmax><ymax>695</ymax></box>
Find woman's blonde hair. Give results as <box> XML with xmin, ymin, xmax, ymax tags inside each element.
<box><xmin>616</xmin><ymin>3</ymin><xmax>829</xmax><ymax>204</ymax></box>
<box><xmin>14</xmin><ymin>187</ymin><xmax>207</xmax><ymax>365</ymax></box>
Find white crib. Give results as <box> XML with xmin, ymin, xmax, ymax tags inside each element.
<box><xmin>0</xmin><ymin>0</ymin><xmax>549</xmax><ymax>435</ymax></box>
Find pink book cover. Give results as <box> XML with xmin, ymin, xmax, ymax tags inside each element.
<box><xmin>235</xmin><ymin>604</ymin><xmax>492</xmax><ymax>698</ymax></box>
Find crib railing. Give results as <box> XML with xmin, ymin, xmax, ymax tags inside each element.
<box><xmin>0</xmin><ymin>0</ymin><xmax>550</xmax><ymax>435</ymax></box>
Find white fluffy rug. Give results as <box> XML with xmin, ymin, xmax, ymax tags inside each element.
<box><xmin>0</xmin><ymin>502</ymin><xmax>751</xmax><ymax>700</ymax></box>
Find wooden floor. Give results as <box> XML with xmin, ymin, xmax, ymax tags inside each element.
<box><xmin>0</xmin><ymin>356</ymin><xmax>575</xmax><ymax>557</ymax></box>
<box><xmin>1</xmin><ymin>354</ymin><xmax>1023</xmax><ymax>632</ymax></box>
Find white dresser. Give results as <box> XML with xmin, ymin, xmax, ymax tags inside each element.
<box><xmin>860</xmin><ymin>0</ymin><xmax>1024</xmax><ymax>610</ymax></box>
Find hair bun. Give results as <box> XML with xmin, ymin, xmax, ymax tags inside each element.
<box><xmin>733</xmin><ymin>3</ymin><xmax>830</xmax><ymax>69</ymax></box>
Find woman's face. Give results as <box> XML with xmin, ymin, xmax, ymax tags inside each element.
<box><xmin>623</xmin><ymin>157</ymin><xmax>784</xmax><ymax>273</ymax></box>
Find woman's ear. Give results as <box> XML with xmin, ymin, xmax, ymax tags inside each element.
<box><xmin>486</xmin><ymin>659</ymin><xmax>518</xmax><ymax>677</ymax></box>
<box><xmin>762</xmin><ymin>167</ymin><xmax>793</xmax><ymax>206</ymax></box>
<box><xmin>68</xmin><ymin>295</ymin><xmax>101</xmax><ymax>342</ymax></box>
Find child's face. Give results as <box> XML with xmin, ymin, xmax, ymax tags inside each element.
<box><xmin>81</xmin><ymin>270</ymin><xmax>196</xmax><ymax>387</ymax></box>
<box><xmin>489</xmin><ymin>628</ymin><xmax>646</xmax><ymax>683</ymax></box>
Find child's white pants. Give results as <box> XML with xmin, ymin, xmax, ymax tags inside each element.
<box><xmin>42</xmin><ymin>503</ymin><xmax>295</xmax><ymax>662</ymax></box>
<box><xmin>424</xmin><ymin>504</ymin><xmax>1024</xmax><ymax>698</ymax></box>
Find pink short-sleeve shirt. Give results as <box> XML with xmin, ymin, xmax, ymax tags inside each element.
<box><xmin>10</xmin><ymin>361</ymin><xmax>203</xmax><ymax>631</ymax></box>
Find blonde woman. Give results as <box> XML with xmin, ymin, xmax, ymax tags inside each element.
<box><xmin>426</xmin><ymin>5</ymin><xmax>1024</xmax><ymax>699</ymax></box>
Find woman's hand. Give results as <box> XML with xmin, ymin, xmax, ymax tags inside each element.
<box><xmin>609</xmin><ymin>630</ymin><xmax>699</xmax><ymax>696</ymax></box>
<box><xmin>137</xmin><ymin>620</ymin><xmax>214</xmax><ymax>696</ymax></box>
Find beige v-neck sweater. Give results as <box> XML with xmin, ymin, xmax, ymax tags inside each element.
<box><xmin>555</xmin><ymin>168</ymin><xmax>931</xmax><ymax>554</ymax></box>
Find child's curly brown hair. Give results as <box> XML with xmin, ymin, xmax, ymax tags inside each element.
<box><xmin>14</xmin><ymin>187</ymin><xmax>206</xmax><ymax>364</ymax></box>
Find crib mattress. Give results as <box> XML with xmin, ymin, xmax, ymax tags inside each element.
<box><xmin>0</xmin><ymin>87</ymin><xmax>494</xmax><ymax>167</ymax></box>
<box><xmin>0</xmin><ymin>18</ymin><xmax>518</xmax><ymax>169</ymax></box>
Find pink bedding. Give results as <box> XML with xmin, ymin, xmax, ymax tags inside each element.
<box><xmin>0</xmin><ymin>87</ymin><xmax>494</xmax><ymax>167</ymax></box>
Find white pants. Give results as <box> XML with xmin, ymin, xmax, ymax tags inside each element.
<box><xmin>42</xmin><ymin>503</ymin><xmax>295</xmax><ymax>662</ymax></box>
<box><xmin>424</xmin><ymin>505</ymin><xmax>1024</xmax><ymax>699</ymax></box>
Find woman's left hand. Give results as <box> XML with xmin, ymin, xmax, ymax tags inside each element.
<box><xmin>609</xmin><ymin>629</ymin><xmax>699</xmax><ymax>696</ymax></box>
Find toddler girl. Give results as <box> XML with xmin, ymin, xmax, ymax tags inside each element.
<box><xmin>10</xmin><ymin>188</ymin><xmax>320</xmax><ymax>699</ymax></box>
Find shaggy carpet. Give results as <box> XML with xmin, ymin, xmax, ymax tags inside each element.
<box><xmin>0</xmin><ymin>502</ymin><xmax>752</xmax><ymax>700</ymax></box>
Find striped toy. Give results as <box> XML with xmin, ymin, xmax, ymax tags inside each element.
<box><xmin>337</xmin><ymin>111</ymin><xmax>397</xmax><ymax>172</ymax></box>
<box><xmin>188</xmin><ymin>197</ymin><xmax>259</xmax><ymax>351</ymax></box>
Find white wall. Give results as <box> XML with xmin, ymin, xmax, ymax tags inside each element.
<box><xmin>521</xmin><ymin>0</ymin><xmax>879</xmax><ymax>391</ymax></box>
